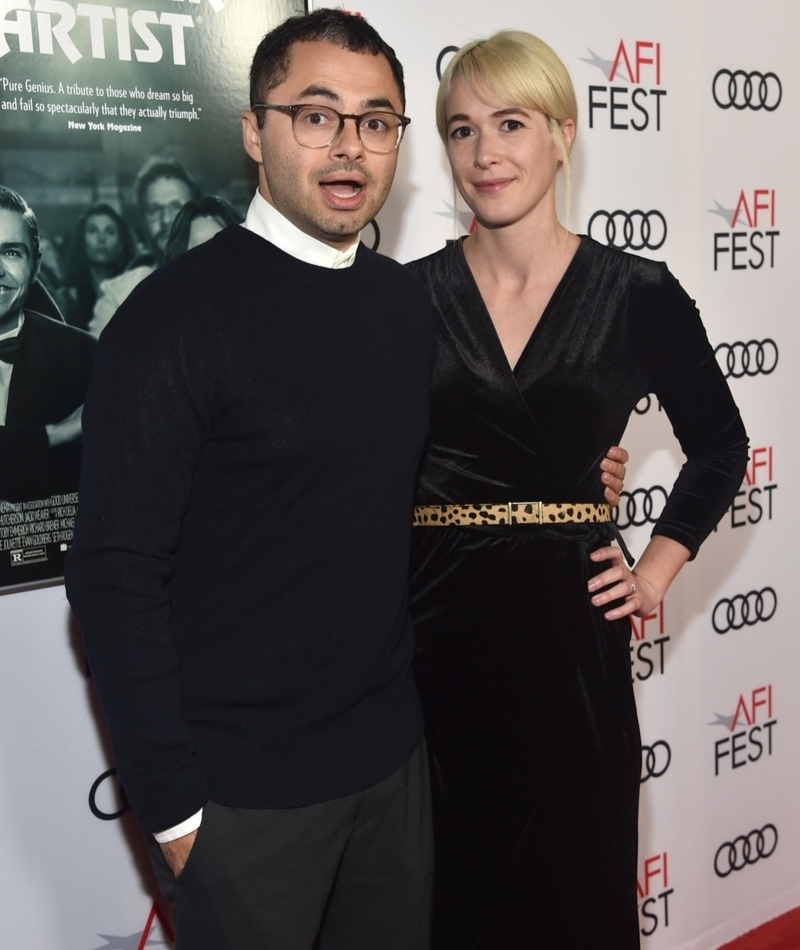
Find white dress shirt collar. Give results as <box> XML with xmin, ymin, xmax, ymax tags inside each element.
<box><xmin>243</xmin><ymin>191</ymin><xmax>360</xmax><ymax>269</ymax></box>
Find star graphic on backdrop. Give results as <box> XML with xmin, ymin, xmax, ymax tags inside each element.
<box><xmin>708</xmin><ymin>712</ymin><xmax>735</xmax><ymax>730</ymax></box>
<box><xmin>578</xmin><ymin>48</ymin><xmax>623</xmax><ymax>82</ymax></box>
<box><xmin>707</xmin><ymin>201</ymin><xmax>735</xmax><ymax>226</ymax></box>
<box><xmin>434</xmin><ymin>202</ymin><xmax>475</xmax><ymax>234</ymax></box>
<box><xmin>89</xmin><ymin>932</ymin><xmax>166</xmax><ymax>950</ymax></box>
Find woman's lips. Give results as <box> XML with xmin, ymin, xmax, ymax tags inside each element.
<box><xmin>473</xmin><ymin>178</ymin><xmax>514</xmax><ymax>194</ymax></box>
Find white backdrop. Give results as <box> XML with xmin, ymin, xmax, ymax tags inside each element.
<box><xmin>1</xmin><ymin>1</ymin><xmax>798</xmax><ymax>947</ymax></box>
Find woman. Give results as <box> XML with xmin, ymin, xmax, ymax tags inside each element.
<box><xmin>62</xmin><ymin>203</ymin><xmax>134</xmax><ymax>331</ymax></box>
<box><xmin>408</xmin><ymin>31</ymin><xmax>748</xmax><ymax>948</ymax></box>
<box><xmin>162</xmin><ymin>195</ymin><xmax>243</xmax><ymax>263</ymax></box>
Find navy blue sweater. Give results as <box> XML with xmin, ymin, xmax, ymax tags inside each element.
<box><xmin>66</xmin><ymin>226</ymin><xmax>434</xmax><ymax>834</ymax></box>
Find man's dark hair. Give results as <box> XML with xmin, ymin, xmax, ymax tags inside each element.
<box><xmin>0</xmin><ymin>185</ymin><xmax>41</xmax><ymax>262</ymax></box>
<box><xmin>250</xmin><ymin>8</ymin><xmax>405</xmax><ymax>127</ymax></box>
<box><xmin>133</xmin><ymin>157</ymin><xmax>199</xmax><ymax>210</ymax></box>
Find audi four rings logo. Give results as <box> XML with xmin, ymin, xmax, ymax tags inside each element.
<box><xmin>714</xmin><ymin>825</ymin><xmax>778</xmax><ymax>877</ymax></box>
<box><xmin>587</xmin><ymin>210</ymin><xmax>667</xmax><ymax>251</ymax></box>
<box><xmin>436</xmin><ymin>46</ymin><xmax>459</xmax><ymax>81</ymax></box>
<box><xmin>613</xmin><ymin>486</ymin><xmax>668</xmax><ymax>529</ymax></box>
<box><xmin>366</xmin><ymin>219</ymin><xmax>380</xmax><ymax>252</ymax></box>
<box><xmin>712</xmin><ymin>588</ymin><xmax>777</xmax><ymax>634</ymax></box>
<box><xmin>89</xmin><ymin>767</ymin><xmax>130</xmax><ymax>821</ymax></box>
<box><xmin>714</xmin><ymin>340</ymin><xmax>778</xmax><ymax>378</ymax></box>
<box><xmin>712</xmin><ymin>70</ymin><xmax>782</xmax><ymax>111</ymax></box>
<box><xmin>641</xmin><ymin>741</ymin><xmax>671</xmax><ymax>782</ymax></box>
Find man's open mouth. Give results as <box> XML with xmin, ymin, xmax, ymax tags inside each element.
<box><xmin>320</xmin><ymin>179</ymin><xmax>364</xmax><ymax>197</ymax></box>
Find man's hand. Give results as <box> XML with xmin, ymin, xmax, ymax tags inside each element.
<box><xmin>45</xmin><ymin>404</ymin><xmax>84</xmax><ymax>448</ymax></box>
<box><xmin>600</xmin><ymin>445</ymin><xmax>629</xmax><ymax>506</ymax></box>
<box><xmin>160</xmin><ymin>829</ymin><xmax>198</xmax><ymax>878</ymax></box>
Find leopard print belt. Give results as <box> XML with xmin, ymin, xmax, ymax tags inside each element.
<box><xmin>412</xmin><ymin>502</ymin><xmax>610</xmax><ymax>527</ymax></box>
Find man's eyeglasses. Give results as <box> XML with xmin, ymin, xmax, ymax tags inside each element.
<box><xmin>251</xmin><ymin>104</ymin><xmax>411</xmax><ymax>154</ymax></box>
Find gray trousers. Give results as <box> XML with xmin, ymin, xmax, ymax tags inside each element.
<box><xmin>148</xmin><ymin>741</ymin><xmax>432</xmax><ymax>950</ymax></box>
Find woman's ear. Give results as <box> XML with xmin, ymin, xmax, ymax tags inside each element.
<box><xmin>560</xmin><ymin>117</ymin><xmax>576</xmax><ymax>153</ymax></box>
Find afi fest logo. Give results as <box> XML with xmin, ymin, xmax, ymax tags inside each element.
<box><xmin>90</xmin><ymin>900</ymin><xmax>175</xmax><ymax>950</ymax></box>
<box><xmin>630</xmin><ymin>600</ymin><xmax>669</xmax><ymax>682</ymax></box>
<box><xmin>711</xmin><ymin>684</ymin><xmax>776</xmax><ymax>776</ymax></box>
<box><xmin>583</xmin><ymin>39</ymin><xmax>666</xmax><ymax>131</ymax></box>
<box><xmin>587</xmin><ymin>209</ymin><xmax>667</xmax><ymax>251</ymax></box>
<box><xmin>718</xmin><ymin>445</ymin><xmax>776</xmax><ymax>531</ymax></box>
<box><xmin>0</xmin><ymin>0</ymin><xmax>226</xmax><ymax>65</ymax></box>
<box><xmin>637</xmin><ymin>852</ymin><xmax>673</xmax><ymax>937</ymax></box>
<box><xmin>712</xmin><ymin>69</ymin><xmax>781</xmax><ymax>112</ymax></box>
<box><xmin>709</xmin><ymin>189</ymin><xmax>778</xmax><ymax>271</ymax></box>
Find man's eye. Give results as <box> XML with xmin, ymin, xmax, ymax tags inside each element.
<box><xmin>362</xmin><ymin>115</ymin><xmax>390</xmax><ymax>132</ymax></box>
<box><xmin>301</xmin><ymin>110</ymin><xmax>334</xmax><ymax>127</ymax></box>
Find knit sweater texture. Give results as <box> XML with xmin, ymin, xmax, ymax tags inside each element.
<box><xmin>66</xmin><ymin>226</ymin><xmax>434</xmax><ymax>834</ymax></box>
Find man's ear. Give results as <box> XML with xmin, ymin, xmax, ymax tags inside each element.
<box><xmin>241</xmin><ymin>111</ymin><xmax>264</xmax><ymax>165</ymax></box>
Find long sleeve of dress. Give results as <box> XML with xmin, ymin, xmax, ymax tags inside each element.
<box><xmin>644</xmin><ymin>265</ymin><xmax>749</xmax><ymax>557</ymax></box>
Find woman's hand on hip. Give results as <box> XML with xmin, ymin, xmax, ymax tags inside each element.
<box><xmin>587</xmin><ymin>545</ymin><xmax>656</xmax><ymax>620</ymax></box>
<box><xmin>587</xmin><ymin>535</ymin><xmax>691</xmax><ymax>621</ymax></box>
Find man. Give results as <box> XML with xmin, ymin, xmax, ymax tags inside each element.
<box><xmin>67</xmin><ymin>11</ymin><xmax>434</xmax><ymax>949</ymax></box>
<box><xmin>89</xmin><ymin>157</ymin><xmax>197</xmax><ymax>335</ymax></box>
<box><xmin>0</xmin><ymin>186</ymin><xmax>96</xmax><ymax>504</ymax></box>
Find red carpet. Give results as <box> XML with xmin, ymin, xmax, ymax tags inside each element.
<box><xmin>717</xmin><ymin>906</ymin><xmax>800</xmax><ymax>950</ymax></box>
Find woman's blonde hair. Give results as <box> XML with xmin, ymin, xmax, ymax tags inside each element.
<box><xmin>436</xmin><ymin>30</ymin><xmax>578</xmax><ymax>205</ymax></box>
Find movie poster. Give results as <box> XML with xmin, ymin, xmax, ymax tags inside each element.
<box><xmin>0</xmin><ymin>0</ymin><xmax>302</xmax><ymax>591</ymax></box>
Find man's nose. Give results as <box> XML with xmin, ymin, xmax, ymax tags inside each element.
<box><xmin>330</xmin><ymin>116</ymin><xmax>365</xmax><ymax>161</ymax></box>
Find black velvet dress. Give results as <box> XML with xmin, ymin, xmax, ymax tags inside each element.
<box><xmin>407</xmin><ymin>237</ymin><xmax>748</xmax><ymax>949</ymax></box>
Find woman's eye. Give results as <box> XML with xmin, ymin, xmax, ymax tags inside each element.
<box><xmin>501</xmin><ymin>119</ymin><xmax>524</xmax><ymax>132</ymax></box>
<box><xmin>450</xmin><ymin>126</ymin><xmax>473</xmax><ymax>140</ymax></box>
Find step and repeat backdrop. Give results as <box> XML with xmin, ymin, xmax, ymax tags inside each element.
<box><xmin>337</xmin><ymin>1</ymin><xmax>797</xmax><ymax>948</ymax></box>
<box><xmin>0</xmin><ymin>0</ymin><xmax>798</xmax><ymax>947</ymax></box>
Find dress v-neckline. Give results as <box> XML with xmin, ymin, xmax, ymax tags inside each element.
<box><xmin>454</xmin><ymin>236</ymin><xmax>585</xmax><ymax>378</ymax></box>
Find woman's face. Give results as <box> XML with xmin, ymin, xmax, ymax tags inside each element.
<box><xmin>84</xmin><ymin>213</ymin><xmax>122</xmax><ymax>266</ymax></box>
<box><xmin>444</xmin><ymin>76</ymin><xmax>573</xmax><ymax>231</ymax></box>
<box><xmin>187</xmin><ymin>214</ymin><xmax>225</xmax><ymax>251</ymax></box>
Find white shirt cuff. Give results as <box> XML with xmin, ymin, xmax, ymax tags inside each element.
<box><xmin>153</xmin><ymin>807</ymin><xmax>203</xmax><ymax>843</ymax></box>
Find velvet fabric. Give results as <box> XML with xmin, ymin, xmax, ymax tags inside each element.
<box><xmin>407</xmin><ymin>237</ymin><xmax>748</xmax><ymax>949</ymax></box>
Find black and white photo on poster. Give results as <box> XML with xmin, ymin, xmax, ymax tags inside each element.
<box><xmin>0</xmin><ymin>0</ymin><xmax>303</xmax><ymax>591</ymax></box>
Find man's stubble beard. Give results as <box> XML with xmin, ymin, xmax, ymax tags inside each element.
<box><xmin>264</xmin><ymin>149</ymin><xmax>396</xmax><ymax>246</ymax></box>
